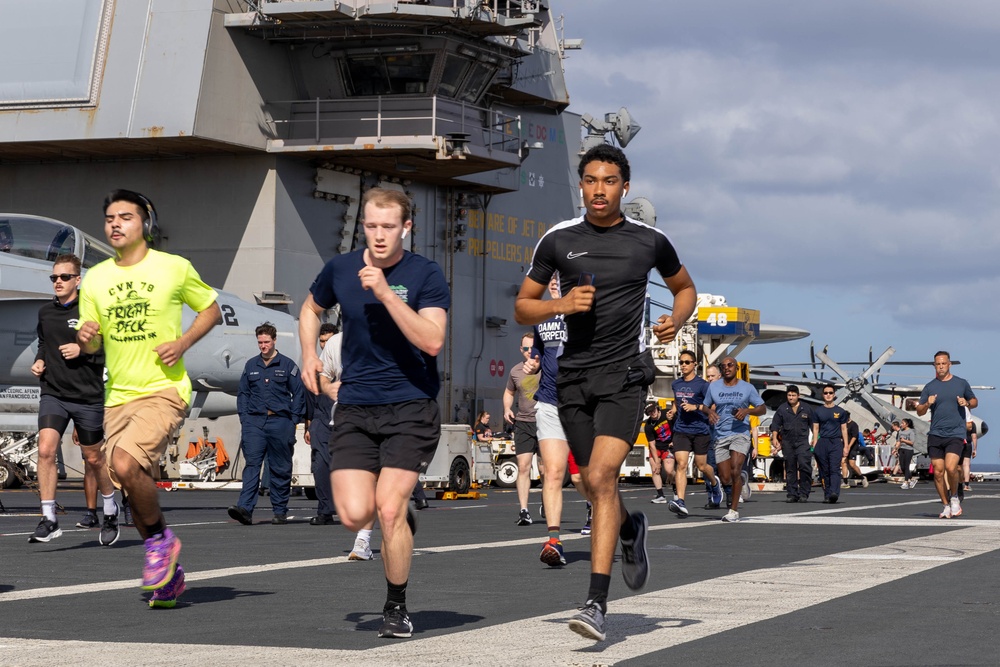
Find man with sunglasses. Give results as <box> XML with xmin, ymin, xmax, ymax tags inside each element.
<box><xmin>811</xmin><ymin>384</ymin><xmax>850</xmax><ymax>503</ymax></box>
<box><xmin>503</xmin><ymin>331</ymin><xmax>540</xmax><ymax>526</ymax></box>
<box><xmin>29</xmin><ymin>254</ymin><xmax>119</xmax><ymax>545</ymax></box>
<box><xmin>667</xmin><ymin>350</ymin><xmax>723</xmax><ymax>516</ymax></box>
<box><xmin>702</xmin><ymin>356</ymin><xmax>765</xmax><ymax>522</ymax></box>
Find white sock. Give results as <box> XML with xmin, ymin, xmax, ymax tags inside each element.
<box><xmin>102</xmin><ymin>492</ymin><xmax>118</xmax><ymax>517</ymax></box>
<box><xmin>357</xmin><ymin>529</ymin><xmax>373</xmax><ymax>543</ymax></box>
<box><xmin>41</xmin><ymin>500</ymin><xmax>56</xmax><ymax>523</ymax></box>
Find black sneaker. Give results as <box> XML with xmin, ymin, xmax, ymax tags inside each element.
<box><xmin>568</xmin><ymin>600</ymin><xmax>606</xmax><ymax>641</ymax></box>
<box><xmin>310</xmin><ymin>513</ymin><xmax>335</xmax><ymax>525</ymax></box>
<box><xmin>516</xmin><ymin>509</ymin><xmax>532</xmax><ymax>526</ymax></box>
<box><xmin>378</xmin><ymin>605</ymin><xmax>413</xmax><ymax>638</ymax></box>
<box><xmin>99</xmin><ymin>510</ymin><xmax>121</xmax><ymax>546</ymax></box>
<box><xmin>620</xmin><ymin>512</ymin><xmax>649</xmax><ymax>590</ymax></box>
<box><xmin>271</xmin><ymin>514</ymin><xmax>288</xmax><ymax>525</ymax></box>
<box><xmin>28</xmin><ymin>518</ymin><xmax>62</xmax><ymax>543</ymax></box>
<box><xmin>76</xmin><ymin>511</ymin><xmax>99</xmax><ymax>529</ymax></box>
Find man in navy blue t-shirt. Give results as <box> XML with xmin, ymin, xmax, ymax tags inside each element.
<box><xmin>917</xmin><ymin>350</ymin><xmax>977</xmax><ymax>518</ymax></box>
<box><xmin>299</xmin><ymin>188</ymin><xmax>450</xmax><ymax>639</ymax></box>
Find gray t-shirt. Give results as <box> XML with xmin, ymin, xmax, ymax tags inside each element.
<box><xmin>505</xmin><ymin>362</ymin><xmax>537</xmax><ymax>423</ymax></box>
<box><xmin>920</xmin><ymin>376</ymin><xmax>976</xmax><ymax>439</ymax></box>
<box><xmin>897</xmin><ymin>428</ymin><xmax>915</xmax><ymax>451</ymax></box>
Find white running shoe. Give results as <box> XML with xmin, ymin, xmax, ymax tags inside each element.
<box><xmin>939</xmin><ymin>505</ymin><xmax>952</xmax><ymax>519</ymax></box>
<box><xmin>740</xmin><ymin>471</ymin><xmax>752</xmax><ymax>501</ymax></box>
<box><xmin>348</xmin><ymin>537</ymin><xmax>373</xmax><ymax>561</ymax></box>
<box><xmin>950</xmin><ymin>496</ymin><xmax>963</xmax><ymax>517</ymax></box>
<box><xmin>722</xmin><ymin>509</ymin><xmax>740</xmax><ymax>523</ymax></box>
<box><xmin>650</xmin><ymin>495</ymin><xmax>668</xmax><ymax>504</ymax></box>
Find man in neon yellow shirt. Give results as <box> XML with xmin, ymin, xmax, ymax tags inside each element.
<box><xmin>78</xmin><ymin>189</ymin><xmax>221</xmax><ymax>608</ymax></box>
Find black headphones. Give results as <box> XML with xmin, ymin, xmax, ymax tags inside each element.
<box><xmin>133</xmin><ymin>192</ymin><xmax>159</xmax><ymax>243</ymax></box>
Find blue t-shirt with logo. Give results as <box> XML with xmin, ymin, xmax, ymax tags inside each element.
<box><xmin>811</xmin><ymin>405</ymin><xmax>849</xmax><ymax>439</ymax></box>
<box><xmin>671</xmin><ymin>375</ymin><xmax>711</xmax><ymax>435</ymax></box>
<box><xmin>532</xmin><ymin>315</ymin><xmax>566</xmax><ymax>406</ymax></box>
<box><xmin>309</xmin><ymin>249</ymin><xmax>450</xmax><ymax>405</ymax></box>
<box><xmin>705</xmin><ymin>379</ymin><xmax>762</xmax><ymax>438</ymax></box>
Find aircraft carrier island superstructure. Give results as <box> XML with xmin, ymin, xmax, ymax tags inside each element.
<box><xmin>0</xmin><ymin>0</ymin><xmax>583</xmax><ymax>424</ymax></box>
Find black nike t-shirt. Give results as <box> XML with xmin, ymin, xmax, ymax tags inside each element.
<box><xmin>527</xmin><ymin>215</ymin><xmax>682</xmax><ymax>370</ymax></box>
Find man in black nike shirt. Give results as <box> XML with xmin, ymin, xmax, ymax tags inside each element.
<box><xmin>515</xmin><ymin>144</ymin><xmax>697</xmax><ymax>641</ymax></box>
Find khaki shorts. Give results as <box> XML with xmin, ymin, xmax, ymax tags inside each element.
<box><xmin>105</xmin><ymin>388</ymin><xmax>186</xmax><ymax>482</ymax></box>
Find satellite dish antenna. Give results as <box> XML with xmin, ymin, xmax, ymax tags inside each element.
<box><xmin>622</xmin><ymin>196</ymin><xmax>657</xmax><ymax>226</ymax></box>
<box><xmin>611</xmin><ymin>107</ymin><xmax>641</xmax><ymax>147</ymax></box>
<box><xmin>579</xmin><ymin>107</ymin><xmax>642</xmax><ymax>152</ymax></box>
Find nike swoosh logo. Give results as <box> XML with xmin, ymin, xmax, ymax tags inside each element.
<box><xmin>566</xmin><ymin>251</ymin><xmax>588</xmax><ymax>259</ymax></box>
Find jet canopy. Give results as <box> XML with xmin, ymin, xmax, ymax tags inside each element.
<box><xmin>0</xmin><ymin>215</ymin><xmax>114</xmax><ymax>269</ymax></box>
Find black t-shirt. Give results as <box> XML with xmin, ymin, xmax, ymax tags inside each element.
<box><xmin>527</xmin><ymin>215</ymin><xmax>682</xmax><ymax>370</ymax></box>
<box><xmin>35</xmin><ymin>297</ymin><xmax>104</xmax><ymax>402</ymax></box>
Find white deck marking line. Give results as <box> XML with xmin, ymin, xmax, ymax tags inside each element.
<box><xmin>1</xmin><ymin>525</ymin><xmax>996</xmax><ymax>666</ymax></box>
<box><xmin>3</xmin><ymin>506</ymin><xmax>996</xmax><ymax>603</ymax></box>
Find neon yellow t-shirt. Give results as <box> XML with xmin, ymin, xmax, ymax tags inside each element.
<box><xmin>78</xmin><ymin>249</ymin><xmax>218</xmax><ymax>407</ymax></box>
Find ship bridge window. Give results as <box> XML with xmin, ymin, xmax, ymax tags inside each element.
<box><xmin>438</xmin><ymin>54</ymin><xmax>471</xmax><ymax>98</ymax></box>
<box><xmin>340</xmin><ymin>53</ymin><xmax>435</xmax><ymax>96</ymax></box>
<box><xmin>457</xmin><ymin>62</ymin><xmax>497</xmax><ymax>104</ymax></box>
<box><xmin>0</xmin><ymin>217</ymin><xmax>76</xmax><ymax>262</ymax></box>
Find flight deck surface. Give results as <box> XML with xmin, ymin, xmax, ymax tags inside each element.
<box><xmin>2</xmin><ymin>482</ymin><xmax>997</xmax><ymax>666</ymax></box>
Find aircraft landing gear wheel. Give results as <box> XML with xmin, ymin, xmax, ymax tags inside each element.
<box><xmin>449</xmin><ymin>457</ymin><xmax>471</xmax><ymax>493</ymax></box>
<box><xmin>0</xmin><ymin>461</ymin><xmax>23</xmax><ymax>489</ymax></box>
<box><xmin>495</xmin><ymin>459</ymin><xmax>518</xmax><ymax>488</ymax></box>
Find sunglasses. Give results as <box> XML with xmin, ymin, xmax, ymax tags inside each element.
<box><xmin>520</xmin><ymin>346</ymin><xmax>531</xmax><ymax>351</ymax></box>
<box><xmin>721</xmin><ymin>362</ymin><xmax>736</xmax><ymax>368</ymax></box>
<box><xmin>679</xmin><ymin>360</ymin><xmax>695</xmax><ymax>365</ymax></box>
<box><xmin>49</xmin><ymin>273</ymin><xmax>79</xmax><ymax>283</ymax></box>
<box><xmin>823</xmin><ymin>391</ymin><xmax>835</xmax><ymax>396</ymax></box>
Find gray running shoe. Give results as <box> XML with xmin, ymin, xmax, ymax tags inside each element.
<box><xmin>99</xmin><ymin>510</ymin><xmax>121</xmax><ymax>546</ymax></box>
<box><xmin>569</xmin><ymin>600</ymin><xmax>606</xmax><ymax>641</ymax></box>
<box><xmin>667</xmin><ymin>498</ymin><xmax>689</xmax><ymax>517</ymax></box>
<box><xmin>741</xmin><ymin>470</ymin><xmax>752</xmax><ymax>501</ymax></box>
<box><xmin>28</xmin><ymin>518</ymin><xmax>62</xmax><ymax>543</ymax></box>
<box><xmin>619</xmin><ymin>512</ymin><xmax>649</xmax><ymax>590</ymax></box>
<box><xmin>76</xmin><ymin>511</ymin><xmax>99</xmax><ymax>529</ymax></box>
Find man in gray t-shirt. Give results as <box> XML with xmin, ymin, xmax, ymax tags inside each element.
<box><xmin>916</xmin><ymin>351</ymin><xmax>977</xmax><ymax>518</ymax></box>
<box><xmin>503</xmin><ymin>332</ymin><xmax>539</xmax><ymax>526</ymax></box>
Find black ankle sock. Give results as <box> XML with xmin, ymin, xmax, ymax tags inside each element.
<box><xmin>588</xmin><ymin>573</ymin><xmax>611</xmax><ymax>611</ymax></box>
<box><xmin>618</xmin><ymin>512</ymin><xmax>637</xmax><ymax>541</ymax></box>
<box><xmin>146</xmin><ymin>519</ymin><xmax>166</xmax><ymax>537</ymax></box>
<box><xmin>385</xmin><ymin>579</ymin><xmax>407</xmax><ymax>610</ymax></box>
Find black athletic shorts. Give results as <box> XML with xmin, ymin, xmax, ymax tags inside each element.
<box><xmin>557</xmin><ymin>359</ymin><xmax>645</xmax><ymax>467</ymax></box>
<box><xmin>846</xmin><ymin>444</ymin><xmax>860</xmax><ymax>460</ymax></box>
<box><xmin>672</xmin><ymin>432</ymin><xmax>711</xmax><ymax>456</ymax></box>
<box><xmin>513</xmin><ymin>420</ymin><xmax>538</xmax><ymax>456</ymax></box>
<box><xmin>927</xmin><ymin>434</ymin><xmax>965</xmax><ymax>460</ymax></box>
<box><xmin>961</xmin><ymin>441</ymin><xmax>973</xmax><ymax>460</ymax></box>
<box><xmin>330</xmin><ymin>399</ymin><xmax>440</xmax><ymax>474</ymax></box>
<box><xmin>38</xmin><ymin>394</ymin><xmax>104</xmax><ymax>446</ymax></box>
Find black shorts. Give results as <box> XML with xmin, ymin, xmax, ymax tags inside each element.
<box><xmin>672</xmin><ymin>432</ymin><xmax>711</xmax><ymax>455</ymax></box>
<box><xmin>927</xmin><ymin>434</ymin><xmax>965</xmax><ymax>460</ymax></box>
<box><xmin>846</xmin><ymin>444</ymin><xmax>860</xmax><ymax>459</ymax></box>
<box><xmin>557</xmin><ymin>360</ymin><xmax>645</xmax><ymax>467</ymax></box>
<box><xmin>961</xmin><ymin>442</ymin><xmax>973</xmax><ymax>460</ymax></box>
<box><xmin>38</xmin><ymin>394</ymin><xmax>104</xmax><ymax>446</ymax></box>
<box><xmin>513</xmin><ymin>420</ymin><xmax>538</xmax><ymax>456</ymax></box>
<box><xmin>330</xmin><ymin>399</ymin><xmax>440</xmax><ymax>474</ymax></box>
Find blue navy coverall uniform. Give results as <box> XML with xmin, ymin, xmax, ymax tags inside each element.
<box><xmin>771</xmin><ymin>401</ymin><xmax>814</xmax><ymax>500</ymax></box>
<box><xmin>306</xmin><ymin>390</ymin><xmax>335</xmax><ymax>516</ymax></box>
<box><xmin>235</xmin><ymin>352</ymin><xmax>306</xmax><ymax>517</ymax></box>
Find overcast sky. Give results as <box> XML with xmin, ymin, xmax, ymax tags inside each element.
<box><xmin>560</xmin><ymin>1</ymin><xmax>998</xmax><ymax>464</ymax></box>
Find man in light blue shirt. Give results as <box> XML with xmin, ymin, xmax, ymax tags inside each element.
<box><xmin>702</xmin><ymin>356</ymin><xmax>765</xmax><ymax>523</ymax></box>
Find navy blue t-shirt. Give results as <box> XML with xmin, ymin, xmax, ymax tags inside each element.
<box><xmin>671</xmin><ymin>375</ymin><xmax>711</xmax><ymax>435</ymax></box>
<box><xmin>811</xmin><ymin>405</ymin><xmax>849</xmax><ymax>439</ymax></box>
<box><xmin>532</xmin><ymin>315</ymin><xmax>566</xmax><ymax>406</ymax></box>
<box><xmin>309</xmin><ymin>250</ymin><xmax>450</xmax><ymax>405</ymax></box>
